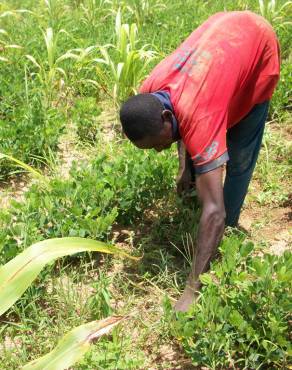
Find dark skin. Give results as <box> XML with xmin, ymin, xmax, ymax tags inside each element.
<box><xmin>134</xmin><ymin>110</ymin><xmax>226</xmax><ymax>312</ymax></box>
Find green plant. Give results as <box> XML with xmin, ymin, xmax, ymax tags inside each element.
<box><xmin>258</xmin><ymin>0</ymin><xmax>292</xmax><ymax>25</ymax></box>
<box><xmin>71</xmin><ymin>97</ymin><xmax>102</xmax><ymax>143</ymax></box>
<box><xmin>0</xmin><ymin>142</ymin><xmax>176</xmax><ymax>262</ymax></box>
<box><xmin>0</xmin><ymin>92</ymin><xmax>64</xmax><ymax>179</ymax></box>
<box><xmin>25</xmin><ymin>27</ymin><xmax>74</xmax><ymax>105</ymax></box>
<box><xmin>164</xmin><ymin>236</ymin><xmax>292</xmax><ymax>369</ymax></box>
<box><xmin>23</xmin><ymin>316</ymin><xmax>125</xmax><ymax>370</ymax></box>
<box><xmin>0</xmin><ymin>236</ymin><xmax>134</xmax><ymax>368</ymax></box>
<box><xmin>0</xmin><ymin>152</ymin><xmax>44</xmax><ymax>180</ymax></box>
<box><xmin>0</xmin><ymin>236</ymin><xmax>136</xmax><ymax>315</ymax></box>
<box><xmin>0</xmin><ymin>28</ymin><xmax>22</xmax><ymax>62</ymax></box>
<box><xmin>79</xmin><ymin>0</ymin><xmax>112</xmax><ymax>34</ymax></box>
<box><xmin>94</xmin><ymin>9</ymin><xmax>157</xmax><ymax>106</ymax></box>
<box><xmin>271</xmin><ymin>59</ymin><xmax>292</xmax><ymax>116</ymax></box>
<box><xmin>127</xmin><ymin>0</ymin><xmax>166</xmax><ymax>26</ymax></box>
<box><xmin>44</xmin><ymin>0</ymin><xmax>67</xmax><ymax>29</ymax></box>
<box><xmin>87</xmin><ymin>271</ymin><xmax>113</xmax><ymax>318</ymax></box>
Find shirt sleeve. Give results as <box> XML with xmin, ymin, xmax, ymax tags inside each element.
<box><xmin>182</xmin><ymin>110</ymin><xmax>229</xmax><ymax>174</ymax></box>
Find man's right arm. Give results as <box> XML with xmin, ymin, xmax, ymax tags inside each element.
<box><xmin>175</xmin><ymin>166</ymin><xmax>225</xmax><ymax>312</ymax></box>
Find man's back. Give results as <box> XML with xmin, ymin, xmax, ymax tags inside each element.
<box><xmin>140</xmin><ymin>11</ymin><xmax>280</xmax><ymax>166</ymax></box>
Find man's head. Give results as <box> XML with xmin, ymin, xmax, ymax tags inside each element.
<box><xmin>119</xmin><ymin>93</ymin><xmax>174</xmax><ymax>152</ymax></box>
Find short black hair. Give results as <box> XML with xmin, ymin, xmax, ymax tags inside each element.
<box><xmin>119</xmin><ymin>93</ymin><xmax>164</xmax><ymax>141</ymax></box>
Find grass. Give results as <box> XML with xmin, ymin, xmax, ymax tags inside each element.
<box><xmin>0</xmin><ymin>0</ymin><xmax>291</xmax><ymax>368</ymax></box>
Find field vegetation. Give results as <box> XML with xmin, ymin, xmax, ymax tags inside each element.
<box><xmin>0</xmin><ymin>0</ymin><xmax>291</xmax><ymax>369</ymax></box>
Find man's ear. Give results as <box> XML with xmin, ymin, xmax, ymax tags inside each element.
<box><xmin>161</xmin><ymin>109</ymin><xmax>173</xmax><ymax>123</ymax></box>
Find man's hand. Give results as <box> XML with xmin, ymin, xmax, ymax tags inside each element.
<box><xmin>174</xmin><ymin>281</ymin><xmax>200</xmax><ymax>312</ymax></box>
<box><xmin>176</xmin><ymin>167</ymin><xmax>193</xmax><ymax>195</ymax></box>
<box><xmin>176</xmin><ymin>140</ymin><xmax>194</xmax><ymax>196</ymax></box>
<box><xmin>175</xmin><ymin>166</ymin><xmax>225</xmax><ymax>312</ymax></box>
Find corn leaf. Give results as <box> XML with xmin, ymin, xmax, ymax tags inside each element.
<box><xmin>0</xmin><ymin>152</ymin><xmax>44</xmax><ymax>179</ymax></box>
<box><xmin>22</xmin><ymin>316</ymin><xmax>125</xmax><ymax>370</ymax></box>
<box><xmin>44</xmin><ymin>28</ymin><xmax>54</xmax><ymax>69</ymax></box>
<box><xmin>0</xmin><ymin>237</ymin><xmax>138</xmax><ymax>316</ymax></box>
<box><xmin>4</xmin><ymin>44</ymin><xmax>23</xmax><ymax>49</ymax></box>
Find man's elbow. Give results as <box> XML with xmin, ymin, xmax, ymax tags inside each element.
<box><xmin>202</xmin><ymin>206</ymin><xmax>226</xmax><ymax>228</ymax></box>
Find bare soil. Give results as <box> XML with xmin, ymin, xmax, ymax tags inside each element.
<box><xmin>240</xmin><ymin>193</ymin><xmax>291</xmax><ymax>252</ymax></box>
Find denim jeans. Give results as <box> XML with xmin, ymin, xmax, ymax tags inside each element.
<box><xmin>223</xmin><ymin>101</ymin><xmax>270</xmax><ymax>226</ymax></box>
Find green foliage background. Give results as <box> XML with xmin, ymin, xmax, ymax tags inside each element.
<box><xmin>0</xmin><ymin>0</ymin><xmax>291</xmax><ymax>369</ymax></box>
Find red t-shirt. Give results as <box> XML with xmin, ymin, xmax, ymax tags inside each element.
<box><xmin>140</xmin><ymin>11</ymin><xmax>280</xmax><ymax>172</ymax></box>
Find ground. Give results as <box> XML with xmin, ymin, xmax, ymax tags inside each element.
<box><xmin>0</xmin><ymin>110</ymin><xmax>291</xmax><ymax>369</ymax></box>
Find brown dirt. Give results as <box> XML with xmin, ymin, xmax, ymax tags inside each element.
<box><xmin>239</xmin><ymin>120</ymin><xmax>292</xmax><ymax>253</ymax></box>
<box><xmin>240</xmin><ymin>198</ymin><xmax>291</xmax><ymax>252</ymax></box>
<box><xmin>0</xmin><ymin>174</ymin><xmax>29</xmax><ymax>209</ymax></box>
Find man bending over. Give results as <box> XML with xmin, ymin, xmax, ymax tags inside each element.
<box><xmin>119</xmin><ymin>11</ymin><xmax>280</xmax><ymax>312</ymax></box>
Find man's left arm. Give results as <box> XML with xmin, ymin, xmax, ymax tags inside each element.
<box><xmin>176</xmin><ymin>140</ymin><xmax>194</xmax><ymax>195</ymax></box>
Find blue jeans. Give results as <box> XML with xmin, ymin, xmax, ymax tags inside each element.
<box><xmin>223</xmin><ymin>101</ymin><xmax>270</xmax><ymax>227</ymax></box>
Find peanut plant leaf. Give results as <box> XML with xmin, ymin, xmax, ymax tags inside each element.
<box><xmin>0</xmin><ymin>237</ymin><xmax>139</xmax><ymax>316</ymax></box>
<box><xmin>22</xmin><ymin>316</ymin><xmax>126</xmax><ymax>370</ymax></box>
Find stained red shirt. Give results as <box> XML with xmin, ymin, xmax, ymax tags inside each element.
<box><xmin>140</xmin><ymin>11</ymin><xmax>280</xmax><ymax>172</ymax></box>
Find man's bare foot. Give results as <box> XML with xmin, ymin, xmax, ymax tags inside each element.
<box><xmin>174</xmin><ymin>285</ymin><xmax>199</xmax><ymax>312</ymax></box>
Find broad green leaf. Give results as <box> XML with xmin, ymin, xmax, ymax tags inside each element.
<box><xmin>199</xmin><ymin>273</ymin><xmax>214</xmax><ymax>286</ymax></box>
<box><xmin>55</xmin><ymin>67</ymin><xmax>67</xmax><ymax>78</ymax></box>
<box><xmin>0</xmin><ymin>237</ymin><xmax>138</xmax><ymax>316</ymax></box>
<box><xmin>44</xmin><ymin>28</ymin><xmax>54</xmax><ymax>69</ymax></box>
<box><xmin>0</xmin><ymin>152</ymin><xmax>44</xmax><ymax>180</ymax></box>
<box><xmin>115</xmin><ymin>8</ymin><xmax>122</xmax><ymax>36</ymax></box>
<box><xmin>239</xmin><ymin>241</ymin><xmax>254</xmax><ymax>257</ymax></box>
<box><xmin>0</xmin><ymin>9</ymin><xmax>33</xmax><ymax>18</ymax></box>
<box><xmin>56</xmin><ymin>52</ymin><xmax>80</xmax><ymax>63</ymax></box>
<box><xmin>4</xmin><ymin>44</ymin><xmax>23</xmax><ymax>49</ymax></box>
<box><xmin>22</xmin><ymin>316</ymin><xmax>125</xmax><ymax>370</ymax></box>
<box><xmin>229</xmin><ymin>309</ymin><xmax>246</xmax><ymax>329</ymax></box>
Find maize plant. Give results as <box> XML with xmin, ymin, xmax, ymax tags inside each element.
<box><xmin>0</xmin><ymin>152</ymin><xmax>44</xmax><ymax>180</ymax></box>
<box><xmin>127</xmin><ymin>0</ymin><xmax>166</xmax><ymax>26</ymax></box>
<box><xmin>0</xmin><ymin>237</ymin><xmax>137</xmax><ymax>315</ymax></box>
<box><xmin>80</xmin><ymin>0</ymin><xmax>112</xmax><ymax>32</ymax></box>
<box><xmin>94</xmin><ymin>9</ymin><xmax>157</xmax><ymax>107</ymax></box>
<box><xmin>44</xmin><ymin>0</ymin><xmax>66</xmax><ymax>29</ymax></box>
<box><xmin>25</xmin><ymin>28</ymin><xmax>75</xmax><ymax>105</ymax></box>
<box><xmin>258</xmin><ymin>0</ymin><xmax>292</xmax><ymax>26</ymax></box>
<box><xmin>57</xmin><ymin>45</ymin><xmax>101</xmax><ymax>92</ymax></box>
<box><xmin>22</xmin><ymin>316</ymin><xmax>126</xmax><ymax>370</ymax></box>
<box><xmin>0</xmin><ymin>237</ymin><xmax>137</xmax><ymax>368</ymax></box>
<box><xmin>0</xmin><ymin>28</ymin><xmax>22</xmax><ymax>62</ymax></box>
